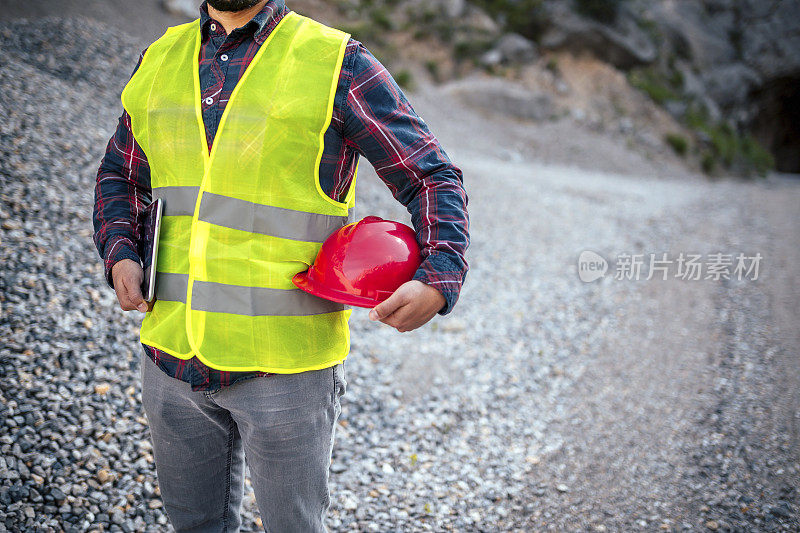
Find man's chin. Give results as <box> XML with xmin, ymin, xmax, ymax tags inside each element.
<box><xmin>206</xmin><ymin>0</ymin><xmax>262</xmax><ymax>12</ymax></box>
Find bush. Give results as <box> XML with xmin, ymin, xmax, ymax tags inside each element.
<box><xmin>705</xmin><ymin>123</ymin><xmax>773</xmax><ymax>176</ymax></box>
<box><xmin>701</xmin><ymin>152</ymin><xmax>716</xmax><ymax>174</ymax></box>
<box><xmin>740</xmin><ymin>134</ymin><xmax>775</xmax><ymax>176</ymax></box>
<box><xmin>369</xmin><ymin>7</ymin><xmax>393</xmax><ymax>31</ymax></box>
<box><xmin>628</xmin><ymin>68</ymin><xmax>680</xmax><ymax>105</ymax></box>
<box><xmin>339</xmin><ymin>22</ymin><xmax>381</xmax><ymax>44</ymax></box>
<box><xmin>575</xmin><ymin>0</ymin><xmax>626</xmax><ymax>23</ymax></box>
<box><xmin>453</xmin><ymin>38</ymin><xmax>494</xmax><ymax>62</ymax></box>
<box><xmin>393</xmin><ymin>69</ymin><xmax>414</xmax><ymax>91</ymax></box>
<box><xmin>665</xmin><ymin>133</ymin><xmax>688</xmax><ymax>156</ymax></box>
<box><xmin>425</xmin><ymin>59</ymin><xmax>440</xmax><ymax>80</ymax></box>
<box><xmin>471</xmin><ymin>0</ymin><xmax>549</xmax><ymax>42</ymax></box>
<box><xmin>687</xmin><ymin>104</ymin><xmax>774</xmax><ymax>177</ymax></box>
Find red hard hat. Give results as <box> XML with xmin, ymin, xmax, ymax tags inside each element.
<box><xmin>292</xmin><ymin>216</ymin><xmax>422</xmax><ymax>308</ymax></box>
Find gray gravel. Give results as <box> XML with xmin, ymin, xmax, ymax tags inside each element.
<box><xmin>2</xmin><ymin>15</ymin><xmax>799</xmax><ymax>533</ymax></box>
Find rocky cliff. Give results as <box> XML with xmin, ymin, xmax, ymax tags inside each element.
<box><xmin>384</xmin><ymin>0</ymin><xmax>800</xmax><ymax>173</ymax></box>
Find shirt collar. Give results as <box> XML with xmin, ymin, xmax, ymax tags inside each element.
<box><xmin>199</xmin><ymin>0</ymin><xmax>286</xmax><ymax>44</ymax></box>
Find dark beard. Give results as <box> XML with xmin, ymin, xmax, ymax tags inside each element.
<box><xmin>206</xmin><ymin>0</ymin><xmax>262</xmax><ymax>12</ymax></box>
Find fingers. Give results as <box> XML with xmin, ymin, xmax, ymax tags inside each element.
<box><xmin>116</xmin><ymin>277</ymin><xmax>146</xmax><ymax>312</ymax></box>
<box><xmin>125</xmin><ymin>277</ymin><xmax>148</xmax><ymax>313</ymax></box>
<box><xmin>369</xmin><ymin>289</ymin><xmax>407</xmax><ymax>322</ymax></box>
<box><xmin>114</xmin><ymin>278</ymin><xmax>135</xmax><ymax>311</ymax></box>
<box><xmin>381</xmin><ymin>304</ymin><xmax>420</xmax><ymax>333</ymax></box>
<box><xmin>113</xmin><ymin>260</ymin><xmax>147</xmax><ymax>312</ymax></box>
<box><xmin>370</xmin><ymin>294</ymin><xmax>421</xmax><ymax>333</ymax></box>
<box><xmin>368</xmin><ymin>281</ymin><xmax>444</xmax><ymax>333</ymax></box>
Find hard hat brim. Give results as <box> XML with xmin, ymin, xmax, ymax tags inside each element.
<box><xmin>292</xmin><ymin>270</ymin><xmax>388</xmax><ymax>309</ymax></box>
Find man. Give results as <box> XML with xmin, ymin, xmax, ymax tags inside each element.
<box><xmin>92</xmin><ymin>0</ymin><xmax>469</xmax><ymax>530</ymax></box>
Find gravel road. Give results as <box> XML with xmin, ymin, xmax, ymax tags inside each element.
<box><xmin>1</xmin><ymin>16</ymin><xmax>798</xmax><ymax>532</ymax></box>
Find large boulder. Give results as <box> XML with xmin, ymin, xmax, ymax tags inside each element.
<box><xmin>702</xmin><ymin>63</ymin><xmax>762</xmax><ymax>110</ymax></box>
<box><xmin>444</xmin><ymin>76</ymin><xmax>555</xmax><ymax>121</ymax></box>
<box><xmin>480</xmin><ymin>33</ymin><xmax>538</xmax><ymax>67</ymax></box>
<box><xmin>459</xmin><ymin>4</ymin><xmax>501</xmax><ymax>35</ymax></box>
<box><xmin>647</xmin><ymin>1</ymin><xmax>737</xmax><ymax>69</ymax></box>
<box><xmin>441</xmin><ymin>0</ymin><xmax>466</xmax><ymax>19</ymax></box>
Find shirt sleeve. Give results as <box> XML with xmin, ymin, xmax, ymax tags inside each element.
<box><xmin>341</xmin><ymin>44</ymin><xmax>470</xmax><ymax>315</ymax></box>
<box><xmin>92</xmin><ymin>50</ymin><xmax>152</xmax><ymax>289</ymax></box>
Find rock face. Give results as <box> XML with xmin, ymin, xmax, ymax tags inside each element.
<box><xmin>650</xmin><ymin>0</ymin><xmax>800</xmax><ymax>172</ymax></box>
<box><xmin>735</xmin><ymin>0</ymin><xmax>800</xmax><ymax>172</ymax></box>
<box><xmin>540</xmin><ymin>4</ymin><xmax>657</xmax><ymax>69</ymax></box>
<box><xmin>480</xmin><ymin>33</ymin><xmax>538</xmax><ymax>68</ymax></box>
<box><xmin>533</xmin><ymin>0</ymin><xmax>800</xmax><ymax>171</ymax></box>
<box><xmin>702</xmin><ymin>64</ymin><xmax>762</xmax><ymax>112</ymax></box>
<box><xmin>738</xmin><ymin>0</ymin><xmax>800</xmax><ymax>80</ymax></box>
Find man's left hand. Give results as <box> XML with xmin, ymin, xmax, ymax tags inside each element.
<box><xmin>368</xmin><ymin>280</ymin><xmax>446</xmax><ymax>333</ymax></box>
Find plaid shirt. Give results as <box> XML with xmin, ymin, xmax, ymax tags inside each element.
<box><xmin>92</xmin><ymin>0</ymin><xmax>469</xmax><ymax>391</ymax></box>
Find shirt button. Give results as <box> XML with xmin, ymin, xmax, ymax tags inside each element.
<box><xmin>220</xmin><ymin>54</ymin><xmax>229</xmax><ymax>62</ymax></box>
<box><xmin>210</xmin><ymin>23</ymin><xmax>216</xmax><ymax>31</ymax></box>
<box><xmin>204</xmin><ymin>97</ymin><xmax>214</xmax><ymax>105</ymax></box>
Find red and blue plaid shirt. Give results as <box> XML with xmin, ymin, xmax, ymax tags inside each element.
<box><xmin>92</xmin><ymin>0</ymin><xmax>469</xmax><ymax>391</ymax></box>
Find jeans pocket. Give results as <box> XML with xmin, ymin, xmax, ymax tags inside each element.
<box><xmin>333</xmin><ymin>363</ymin><xmax>347</xmax><ymax>400</ymax></box>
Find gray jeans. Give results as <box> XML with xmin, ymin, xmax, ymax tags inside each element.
<box><xmin>139</xmin><ymin>352</ymin><xmax>346</xmax><ymax>532</ymax></box>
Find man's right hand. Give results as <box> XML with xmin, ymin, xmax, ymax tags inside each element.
<box><xmin>112</xmin><ymin>258</ymin><xmax>148</xmax><ymax>312</ymax></box>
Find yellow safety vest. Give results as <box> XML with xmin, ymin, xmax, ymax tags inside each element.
<box><xmin>121</xmin><ymin>11</ymin><xmax>357</xmax><ymax>372</ymax></box>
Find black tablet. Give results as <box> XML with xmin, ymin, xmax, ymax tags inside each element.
<box><xmin>138</xmin><ymin>198</ymin><xmax>163</xmax><ymax>303</ymax></box>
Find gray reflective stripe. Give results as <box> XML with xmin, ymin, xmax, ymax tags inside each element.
<box><xmin>155</xmin><ymin>272</ymin><xmax>189</xmax><ymax>303</ymax></box>
<box><xmin>152</xmin><ymin>186</ymin><xmax>200</xmax><ymax>216</ymax></box>
<box><xmin>154</xmin><ymin>273</ymin><xmax>343</xmax><ymax>316</ymax></box>
<box><xmin>192</xmin><ymin>281</ymin><xmax>344</xmax><ymax>316</ymax></box>
<box><xmin>199</xmin><ymin>192</ymin><xmax>351</xmax><ymax>243</ymax></box>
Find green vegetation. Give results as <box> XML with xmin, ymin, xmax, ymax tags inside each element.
<box><xmin>424</xmin><ymin>59</ymin><xmax>440</xmax><ymax>80</ymax></box>
<box><xmin>636</xmin><ymin>17</ymin><xmax>662</xmax><ymax>44</ymax></box>
<box><xmin>416</xmin><ymin>6</ymin><xmax>438</xmax><ymax>27</ymax></box>
<box><xmin>664</xmin><ymin>133</ymin><xmax>688</xmax><ymax>156</ymax></box>
<box><xmin>627</xmin><ymin>68</ymin><xmax>681</xmax><ymax>105</ymax></box>
<box><xmin>575</xmin><ymin>0</ymin><xmax>626</xmax><ymax>23</ymax></box>
<box><xmin>627</xmin><ymin>65</ymin><xmax>773</xmax><ymax>177</ymax></box>
<box><xmin>453</xmin><ymin>37</ymin><xmax>494</xmax><ymax>62</ymax></box>
<box><xmin>339</xmin><ymin>1</ymin><xmax>403</xmax><ymax>59</ymax></box>
<box><xmin>369</xmin><ymin>7</ymin><xmax>393</xmax><ymax>31</ymax></box>
<box><xmin>686</xmin><ymin>105</ymin><xmax>774</xmax><ymax>176</ymax></box>
<box><xmin>339</xmin><ymin>22</ymin><xmax>382</xmax><ymax>44</ymax></box>
<box><xmin>393</xmin><ymin>69</ymin><xmax>414</xmax><ymax>91</ymax></box>
<box><xmin>739</xmin><ymin>136</ymin><xmax>775</xmax><ymax>176</ymax></box>
<box><xmin>470</xmin><ymin>0</ymin><xmax>549</xmax><ymax>42</ymax></box>
<box><xmin>701</xmin><ymin>151</ymin><xmax>716</xmax><ymax>174</ymax></box>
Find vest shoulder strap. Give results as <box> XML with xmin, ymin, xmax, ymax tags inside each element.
<box><xmin>142</xmin><ymin>19</ymin><xmax>201</xmax><ymax>63</ymax></box>
<box><xmin>288</xmin><ymin>11</ymin><xmax>351</xmax><ymax>43</ymax></box>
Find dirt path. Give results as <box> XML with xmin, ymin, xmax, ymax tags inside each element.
<box><xmin>396</xmin><ymin>81</ymin><xmax>800</xmax><ymax>530</ymax></box>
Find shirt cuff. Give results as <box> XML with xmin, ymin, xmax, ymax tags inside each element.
<box><xmin>103</xmin><ymin>236</ymin><xmax>140</xmax><ymax>290</ymax></box>
<box><xmin>412</xmin><ymin>252</ymin><xmax>466</xmax><ymax>316</ymax></box>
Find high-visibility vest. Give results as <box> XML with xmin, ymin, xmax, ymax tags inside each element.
<box><xmin>121</xmin><ymin>11</ymin><xmax>358</xmax><ymax>372</ymax></box>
